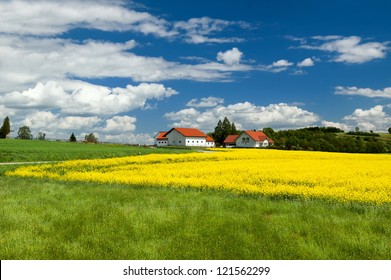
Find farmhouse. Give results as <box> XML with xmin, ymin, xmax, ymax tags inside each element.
<box><xmin>155</xmin><ymin>128</ymin><xmax>215</xmax><ymax>147</ymax></box>
<box><xmin>224</xmin><ymin>130</ymin><xmax>274</xmax><ymax>148</ymax></box>
<box><xmin>223</xmin><ymin>135</ymin><xmax>239</xmax><ymax>147</ymax></box>
<box><xmin>154</xmin><ymin>131</ymin><xmax>168</xmax><ymax>146</ymax></box>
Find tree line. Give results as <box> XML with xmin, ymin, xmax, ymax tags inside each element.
<box><xmin>263</xmin><ymin>126</ymin><xmax>391</xmax><ymax>153</ymax></box>
<box><xmin>0</xmin><ymin>116</ymin><xmax>98</xmax><ymax>143</ymax></box>
<box><xmin>211</xmin><ymin>117</ymin><xmax>391</xmax><ymax>153</ymax></box>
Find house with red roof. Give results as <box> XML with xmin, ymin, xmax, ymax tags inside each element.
<box><xmin>223</xmin><ymin>134</ymin><xmax>239</xmax><ymax>147</ymax></box>
<box><xmin>235</xmin><ymin>130</ymin><xmax>274</xmax><ymax>148</ymax></box>
<box><xmin>154</xmin><ymin>131</ymin><xmax>168</xmax><ymax>146</ymax></box>
<box><xmin>154</xmin><ymin>128</ymin><xmax>215</xmax><ymax>147</ymax></box>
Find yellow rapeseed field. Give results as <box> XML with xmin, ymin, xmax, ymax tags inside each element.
<box><xmin>6</xmin><ymin>149</ymin><xmax>391</xmax><ymax>203</ymax></box>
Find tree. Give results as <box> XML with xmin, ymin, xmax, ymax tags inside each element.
<box><xmin>263</xmin><ymin>127</ymin><xmax>275</xmax><ymax>138</ymax></box>
<box><xmin>37</xmin><ymin>132</ymin><xmax>46</xmax><ymax>140</ymax></box>
<box><xmin>0</xmin><ymin>116</ymin><xmax>11</xmax><ymax>139</ymax></box>
<box><xmin>388</xmin><ymin>127</ymin><xmax>391</xmax><ymax>134</ymax></box>
<box><xmin>212</xmin><ymin>117</ymin><xmax>239</xmax><ymax>146</ymax></box>
<box><xmin>17</xmin><ymin>126</ymin><xmax>33</xmax><ymax>140</ymax></box>
<box><xmin>85</xmin><ymin>133</ymin><xmax>98</xmax><ymax>143</ymax></box>
<box><xmin>69</xmin><ymin>133</ymin><xmax>77</xmax><ymax>142</ymax></box>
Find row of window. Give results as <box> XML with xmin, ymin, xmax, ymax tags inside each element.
<box><xmin>157</xmin><ymin>140</ymin><xmax>214</xmax><ymax>144</ymax></box>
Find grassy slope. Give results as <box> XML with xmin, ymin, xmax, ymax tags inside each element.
<box><xmin>1</xmin><ymin>176</ymin><xmax>390</xmax><ymax>260</ymax></box>
<box><xmin>1</xmin><ymin>139</ymin><xmax>390</xmax><ymax>259</ymax></box>
<box><xmin>0</xmin><ymin>139</ymin><xmax>191</xmax><ymax>162</ymax></box>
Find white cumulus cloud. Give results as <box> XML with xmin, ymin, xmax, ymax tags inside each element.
<box><xmin>297</xmin><ymin>58</ymin><xmax>315</xmax><ymax>67</ymax></box>
<box><xmin>217</xmin><ymin>48</ymin><xmax>244</xmax><ymax>65</ymax></box>
<box><xmin>343</xmin><ymin>105</ymin><xmax>391</xmax><ymax>132</ymax></box>
<box><xmin>335</xmin><ymin>86</ymin><xmax>391</xmax><ymax>99</ymax></box>
<box><xmin>0</xmin><ymin>80</ymin><xmax>178</xmax><ymax>115</ymax></box>
<box><xmin>165</xmin><ymin>101</ymin><xmax>319</xmax><ymax>131</ymax></box>
<box><xmin>0</xmin><ymin>0</ymin><xmax>175</xmax><ymax>37</ymax></box>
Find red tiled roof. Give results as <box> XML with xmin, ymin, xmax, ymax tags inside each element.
<box><xmin>165</xmin><ymin>128</ymin><xmax>208</xmax><ymax>138</ymax></box>
<box><xmin>244</xmin><ymin>130</ymin><xmax>269</xmax><ymax>142</ymax></box>
<box><xmin>156</xmin><ymin>131</ymin><xmax>168</xmax><ymax>140</ymax></box>
<box><xmin>206</xmin><ymin>136</ymin><xmax>214</xmax><ymax>142</ymax></box>
<box><xmin>223</xmin><ymin>135</ymin><xmax>239</xmax><ymax>143</ymax></box>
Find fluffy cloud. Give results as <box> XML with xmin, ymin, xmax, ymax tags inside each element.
<box><xmin>0</xmin><ymin>1</ymin><xmax>252</xmax><ymax>43</ymax></box>
<box><xmin>343</xmin><ymin>105</ymin><xmax>391</xmax><ymax>132</ymax></box>
<box><xmin>165</xmin><ymin>101</ymin><xmax>319</xmax><ymax>131</ymax></box>
<box><xmin>101</xmin><ymin>116</ymin><xmax>137</xmax><ymax>133</ymax></box>
<box><xmin>321</xmin><ymin>121</ymin><xmax>351</xmax><ymax>132</ymax></box>
<box><xmin>299</xmin><ymin>36</ymin><xmax>389</xmax><ymax>63</ymax></box>
<box><xmin>0</xmin><ymin>35</ymin><xmax>256</xmax><ymax>93</ymax></box>
<box><xmin>217</xmin><ymin>48</ymin><xmax>243</xmax><ymax>65</ymax></box>
<box><xmin>297</xmin><ymin>58</ymin><xmax>315</xmax><ymax>67</ymax></box>
<box><xmin>19</xmin><ymin>111</ymin><xmax>101</xmax><ymax>138</ymax></box>
<box><xmin>0</xmin><ymin>0</ymin><xmax>175</xmax><ymax>37</ymax></box>
<box><xmin>0</xmin><ymin>80</ymin><xmax>177</xmax><ymax>115</ymax></box>
<box><xmin>335</xmin><ymin>86</ymin><xmax>391</xmax><ymax>99</ymax></box>
<box><xmin>15</xmin><ymin>111</ymin><xmax>154</xmax><ymax>144</ymax></box>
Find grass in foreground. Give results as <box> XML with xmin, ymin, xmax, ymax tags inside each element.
<box><xmin>1</xmin><ymin>176</ymin><xmax>390</xmax><ymax>260</ymax></box>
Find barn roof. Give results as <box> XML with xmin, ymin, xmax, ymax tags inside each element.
<box><xmin>156</xmin><ymin>131</ymin><xmax>168</xmax><ymax>140</ymax></box>
<box><xmin>243</xmin><ymin>130</ymin><xmax>269</xmax><ymax>142</ymax></box>
<box><xmin>223</xmin><ymin>135</ymin><xmax>239</xmax><ymax>143</ymax></box>
<box><xmin>165</xmin><ymin>128</ymin><xmax>208</xmax><ymax>138</ymax></box>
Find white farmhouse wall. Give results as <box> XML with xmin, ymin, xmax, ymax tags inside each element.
<box><xmin>163</xmin><ymin>128</ymin><xmax>214</xmax><ymax>147</ymax></box>
<box><xmin>206</xmin><ymin>141</ymin><xmax>215</xmax><ymax>147</ymax></box>
<box><xmin>236</xmin><ymin>132</ymin><xmax>259</xmax><ymax>148</ymax></box>
<box><xmin>156</xmin><ymin>140</ymin><xmax>168</xmax><ymax>147</ymax></box>
<box><xmin>184</xmin><ymin>137</ymin><xmax>207</xmax><ymax>147</ymax></box>
<box><xmin>166</xmin><ymin>130</ymin><xmax>187</xmax><ymax>146</ymax></box>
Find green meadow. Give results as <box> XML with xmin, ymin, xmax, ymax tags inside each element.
<box><xmin>1</xmin><ymin>139</ymin><xmax>390</xmax><ymax>259</ymax></box>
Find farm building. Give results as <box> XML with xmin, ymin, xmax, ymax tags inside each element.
<box><xmin>155</xmin><ymin>128</ymin><xmax>215</xmax><ymax>147</ymax></box>
<box><xmin>154</xmin><ymin>131</ymin><xmax>168</xmax><ymax>146</ymax></box>
<box><xmin>224</xmin><ymin>130</ymin><xmax>274</xmax><ymax>148</ymax></box>
<box><xmin>223</xmin><ymin>135</ymin><xmax>239</xmax><ymax>147</ymax></box>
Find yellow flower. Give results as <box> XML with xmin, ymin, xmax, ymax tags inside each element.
<box><xmin>6</xmin><ymin>149</ymin><xmax>391</xmax><ymax>204</ymax></box>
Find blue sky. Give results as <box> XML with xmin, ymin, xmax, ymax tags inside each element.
<box><xmin>0</xmin><ymin>0</ymin><xmax>390</xmax><ymax>143</ymax></box>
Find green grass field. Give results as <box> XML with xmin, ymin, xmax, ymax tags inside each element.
<box><xmin>1</xmin><ymin>139</ymin><xmax>390</xmax><ymax>259</ymax></box>
<box><xmin>0</xmin><ymin>139</ymin><xmax>192</xmax><ymax>163</ymax></box>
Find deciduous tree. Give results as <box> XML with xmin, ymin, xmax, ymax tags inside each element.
<box><xmin>17</xmin><ymin>126</ymin><xmax>33</xmax><ymax>140</ymax></box>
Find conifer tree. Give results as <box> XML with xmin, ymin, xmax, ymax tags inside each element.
<box><xmin>0</xmin><ymin>116</ymin><xmax>11</xmax><ymax>138</ymax></box>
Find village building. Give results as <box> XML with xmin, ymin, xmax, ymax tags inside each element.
<box><xmin>223</xmin><ymin>135</ymin><xmax>239</xmax><ymax>148</ymax></box>
<box><xmin>224</xmin><ymin>130</ymin><xmax>274</xmax><ymax>148</ymax></box>
<box><xmin>154</xmin><ymin>131</ymin><xmax>168</xmax><ymax>146</ymax></box>
<box><xmin>155</xmin><ymin>128</ymin><xmax>215</xmax><ymax>147</ymax></box>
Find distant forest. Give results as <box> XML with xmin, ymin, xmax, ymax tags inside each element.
<box><xmin>263</xmin><ymin>127</ymin><xmax>391</xmax><ymax>153</ymax></box>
